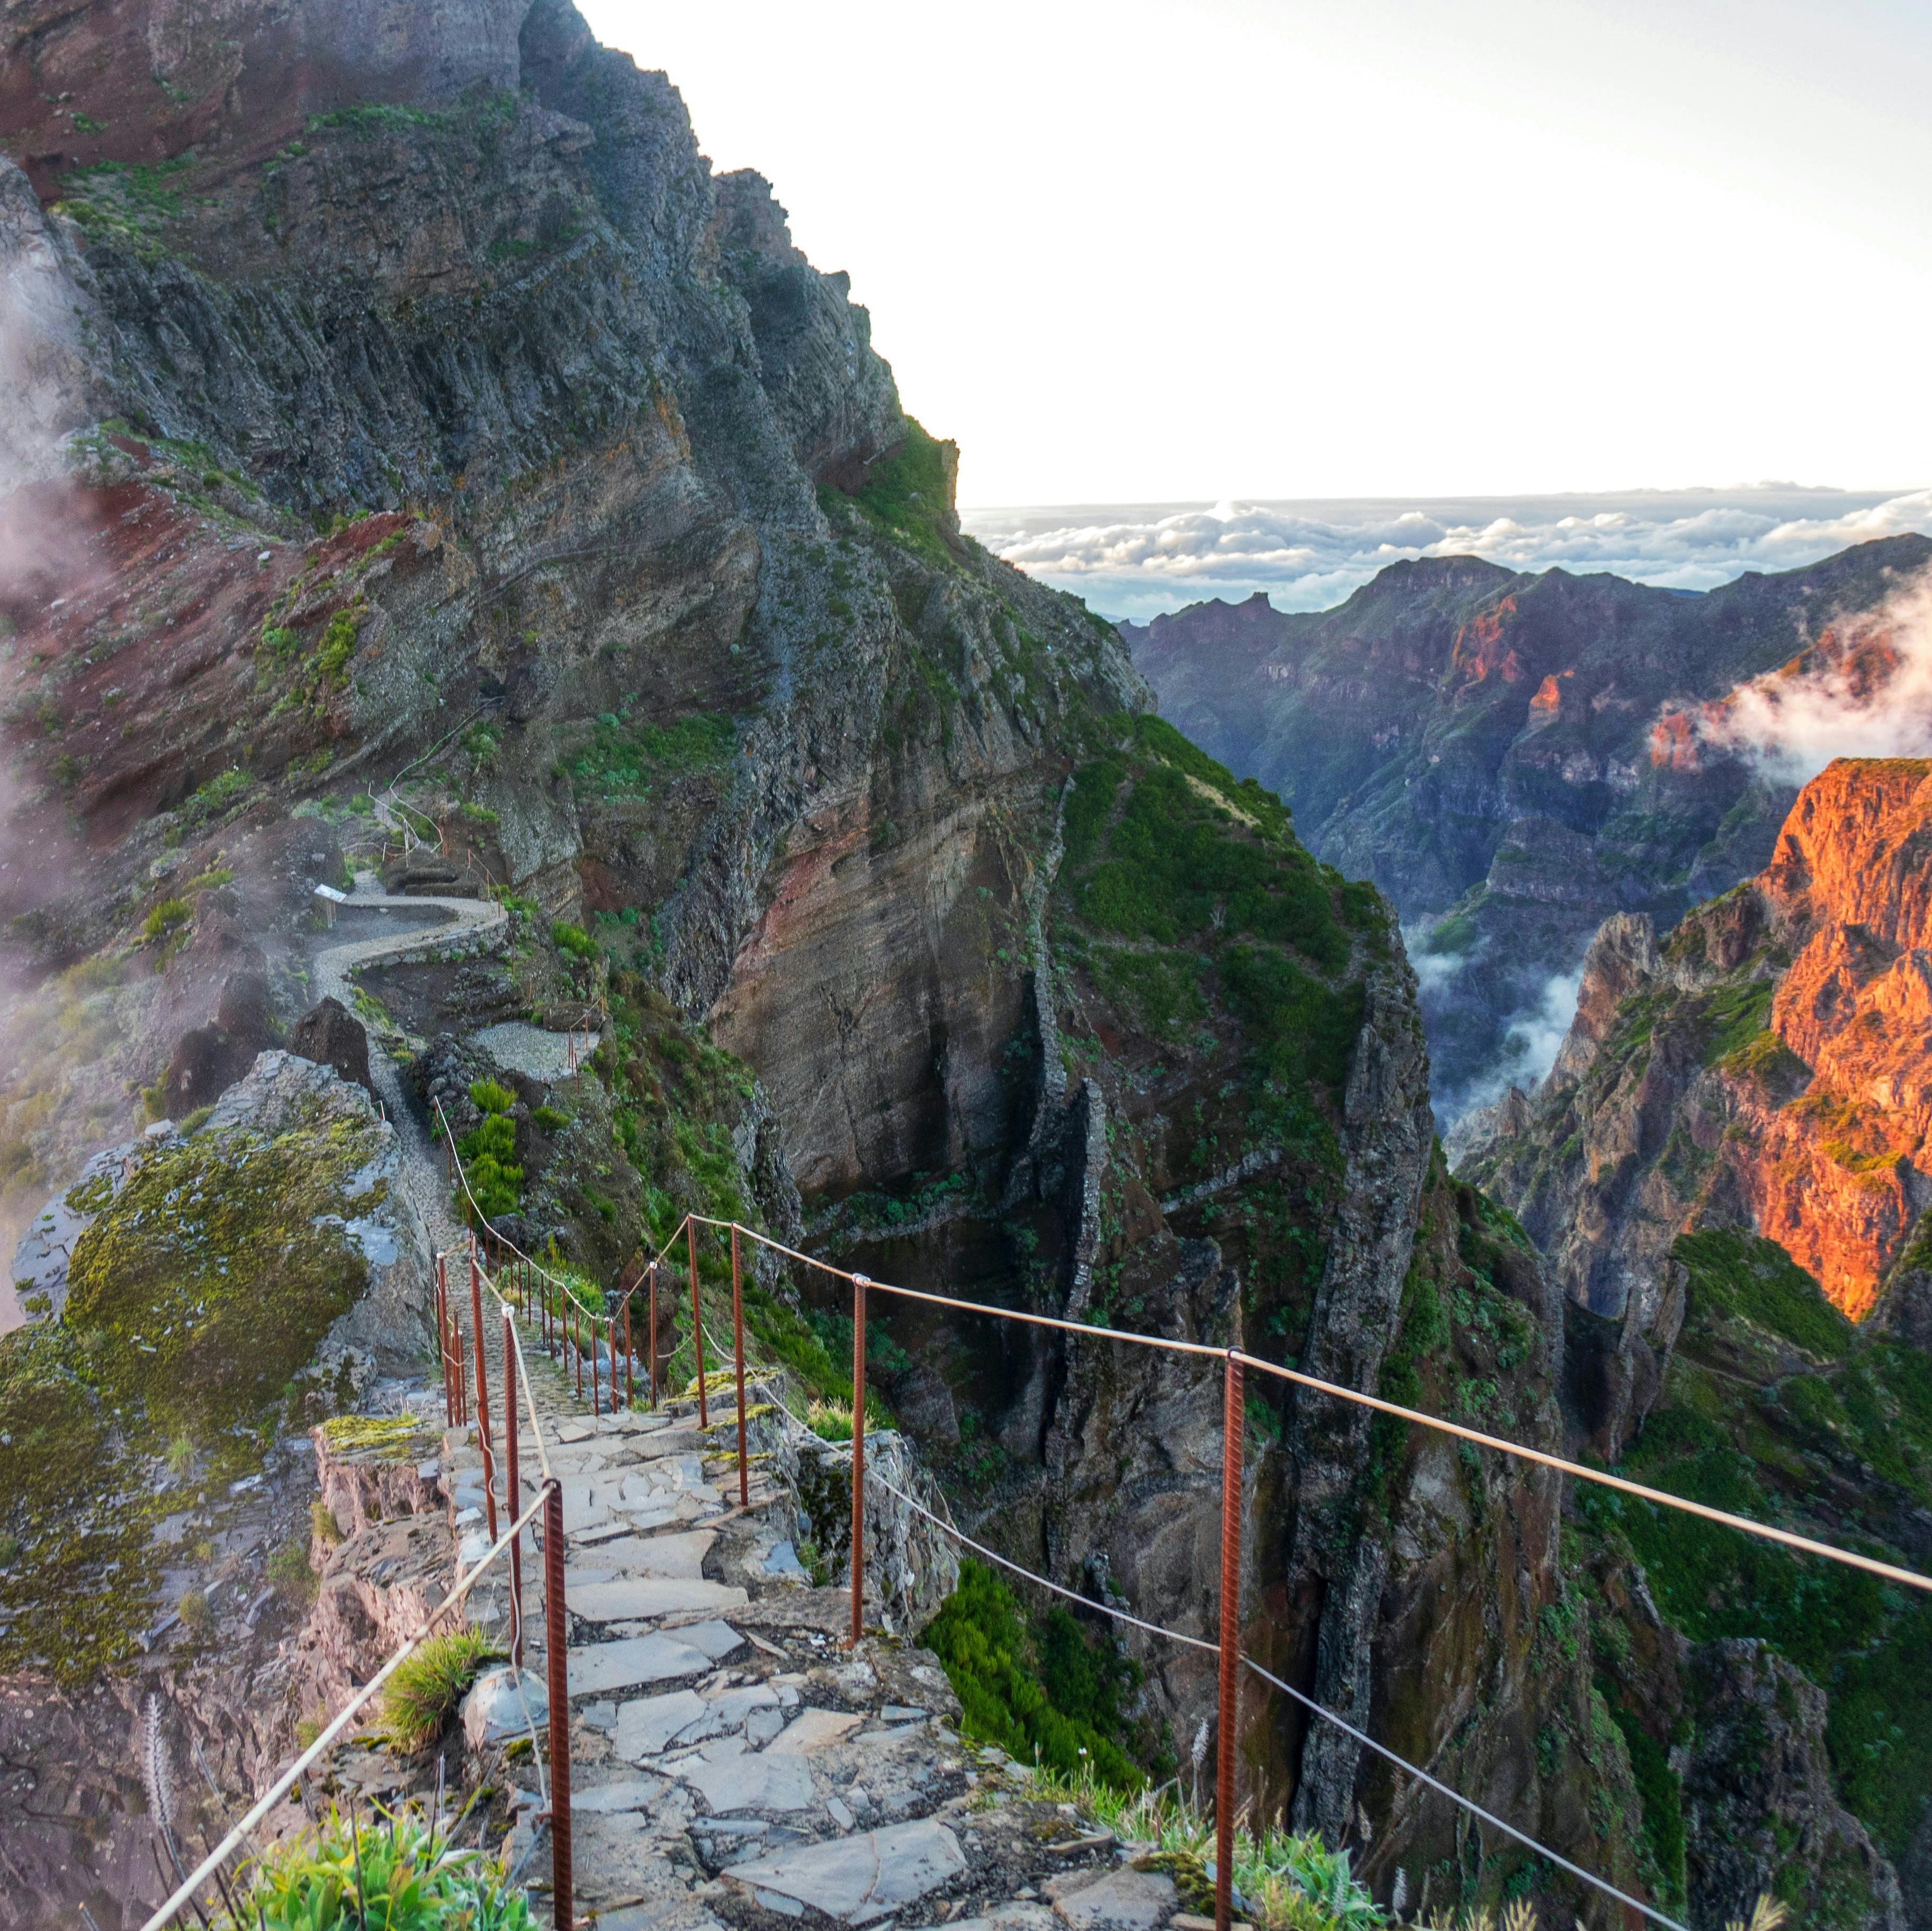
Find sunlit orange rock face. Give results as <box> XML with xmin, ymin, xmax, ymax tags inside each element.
<box><xmin>1737</xmin><ymin>760</ymin><xmax>1932</xmax><ymax>1316</ymax></box>
<box><xmin>1461</xmin><ymin>756</ymin><xmax>1932</xmax><ymax>1328</ymax></box>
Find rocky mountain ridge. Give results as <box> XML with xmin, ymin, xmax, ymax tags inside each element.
<box><xmin>1</xmin><ymin>2</ymin><xmax>1918</xmax><ymax>1927</ymax></box>
<box><xmin>1126</xmin><ymin>540</ymin><xmax>1932</xmax><ymax>1116</ymax></box>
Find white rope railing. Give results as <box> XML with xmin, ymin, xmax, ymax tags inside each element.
<box><xmin>141</xmin><ymin>1484</ymin><xmax>550</xmax><ymax>1930</ymax></box>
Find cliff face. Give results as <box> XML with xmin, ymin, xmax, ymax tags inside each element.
<box><xmin>1464</xmin><ymin>759</ymin><xmax>1932</xmax><ymax>1328</ymax></box>
<box><xmin>1458</xmin><ymin>761</ymin><xmax>1932</xmax><ymax>1921</ymax></box>
<box><xmin>1126</xmin><ymin>542</ymin><xmax>1932</xmax><ymax>1115</ymax></box>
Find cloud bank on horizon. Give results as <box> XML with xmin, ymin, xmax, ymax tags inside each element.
<box><xmin>963</xmin><ymin>485</ymin><xmax>1932</xmax><ymax>624</ymax></box>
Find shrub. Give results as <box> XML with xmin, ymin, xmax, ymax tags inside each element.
<box><xmin>551</xmin><ymin>921</ymin><xmax>595</xmax><ymax>960</ymax></box>
<box><xmin>142</xmin><ymin>898</ymin><xmax>192</xmax><ymax>943</ymax></box>
<box><xmin>468</xmin><ymin>1078</ymin><xmax>516</xmax><ymax>1116</ymax></box>
<box><xmin>215</xmin><ymin>1808</ymin><xmax>534</xmax><ymax>1929</ymax></box>
<box><xmin>456</xmin><ymin>1112</ymin><xmax>521</xmax><ymax>1219</ymax></box>
<box><xmin>533</xmin><ymin>1104</ymin><xmax>569</xmax><ymax>1132</ymax></box>
<box><xmin>377</xmin><ymin>1626</ymin><xmax>502</xmax><ymax>1754</ymax></box>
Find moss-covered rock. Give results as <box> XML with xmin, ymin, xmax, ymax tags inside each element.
<box><xmin>0</xmin><ymin>1054</ymin><xmax>431</xmax><ymax>1682</ymax></box>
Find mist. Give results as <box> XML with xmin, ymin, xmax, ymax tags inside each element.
<box><xmin>1697</xmin><ymin>573</ymin><xmax>1932</xmax><ymax>783</ymax></box>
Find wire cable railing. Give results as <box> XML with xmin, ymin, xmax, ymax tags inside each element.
<box><xmin>860</xmin><ymin>1463</ymin><xmax>1691</xmax><ymax>1931</ymax></box>
<box><xmin>684</xmin><ymin>1211</ymin><xmax>1929</xmax><ymax>1931</ymax></box>
<box><xmin>426</xmin><ymin>1094</ymin><xmax>1932</xmax><ymax>1931</ymax></box>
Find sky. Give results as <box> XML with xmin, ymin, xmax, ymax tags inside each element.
<box><xmin>579</xmin><ymin>0</ymin><xmax>1932</xmax><ymax>511</ymax></box>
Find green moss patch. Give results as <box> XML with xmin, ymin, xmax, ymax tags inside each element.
<box><xmin>0</xmin><ymin>1115</ymin><xmax>386</xmax><ymax>1682</ymax></box>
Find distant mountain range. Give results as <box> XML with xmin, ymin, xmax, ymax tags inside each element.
<box><xmin>1125</xmin><ymin>533</ymin><xmax>1932</xmax><ymax>1117</ymax></box>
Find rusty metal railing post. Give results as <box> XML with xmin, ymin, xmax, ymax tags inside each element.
<box><xmin>573</xmin><ymin>1296</ymin><xmax>583</xmax><ymax>1401</ymax></box>
<box><xmin>470</xmin><ymin>1240</ymin><xmax>498</xmax><ymax>1544</ymax></box>
<box><xmin>648</xmin><ymin>1263</ymin><xmax>659</xmax><ymax>1407</ymax></box>
<box><xmin>688</xmin><ymin>1219</ymin><xmax>707</xmax><ymax>1427</ymax></box>
<box><xmin>624</xmin><ymin>1294</ymin><xmax>634</xmax><ymax>1411</ymax></box>
<box><xmin>436</xmin><ymin>1256</ymin><xmax>451</xmax><ymax>1426</ymax></box>
<box><xmin>543</xmin><ymin>1477</ymin><xmax>572</xmax><ymax>1929</ymax></box>
<box><xmin>732</xmin><ymin>1224</ymin><xmax>748</xmax><ymax>1508</ymax></box>
<box><xmin>850</xmin><ymin>1273</ymin><xmax>867</xmax><ymax>1647</ymax></box>
<box><xmin>453</xmin><ymin>1305</ymin><xmax>467</xmax><ymax>1425</ymax></box>
<box><xmin>504</xmin><ymin>1310</ymin><xmax>523</xmax><ymax>1670</ymax></box>
<box><xmin>1216</xmin><ymin>1350</ymin><xmax>1244</xmax><ymax>1931</ymax></box>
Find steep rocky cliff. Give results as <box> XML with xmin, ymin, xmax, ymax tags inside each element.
<box><xmin>0</xmin><ymin>4</ymin><xmax>1869</xmax><ymax>1926</ymax></box>
<box><xmin>1127</xmin><ymin>543</ymin><xmax>1932</xmax><ymax>1116</ymax></box>
<box><xmin>1458</xmin><ymin>760</ymin><xmax>1932</xmax><ymax>1921</ymax></box>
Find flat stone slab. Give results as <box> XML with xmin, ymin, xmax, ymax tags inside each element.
<box><xmin>767</xmin><ymin>1707</ymin><xmax>864</xmax><ymax>1755</ymax></box>
<box><xmin>568</xmin><ymin>1633</ymin><xmax>715</xmax><ymax>1697</ymax></box>
<box><xmin>571</xmin><ymin>1776</ymin><xmax>667</xmax><ymax>1814</ymax></box>
<box><xmin>1045</xmin><ymin>1870</ymin><xmax>1177</xmax><ymax>1931</ymax></box>
<box><xmin>681</xmin><ymin>1737</ymin><xmax>815</xmax><ymax>1814</ymax></box>
<box><xmin>671</xmin><ymin>1619</ymin><xmax>745</xmax><ymax>1660</ymax></box>
<box><xmin>726</xmin><ymin>1818</ymin><xmax>968</xmax><ymax>1919</ymax></box>
<box><xmin>571</xmin><ymin>1576</ymin><xmax>749</xmax><ymax>1620</ymax></box>
<box><xmin>615</xmin><ymin>1688</ymin><xmax>708</xmax><ymax>1759</ymax></box>
<box><xmin>571</xmin><ymin>1529</ymin><xmax>716</xmax><ymax>1578</ymax></box>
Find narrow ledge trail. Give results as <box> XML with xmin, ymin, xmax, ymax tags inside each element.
<box><xmin>312</xmin><ymin>881</ymin><xmax>1151</xmax><ymax>1931</ymax></box>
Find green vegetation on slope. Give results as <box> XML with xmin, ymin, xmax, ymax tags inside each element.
<box><xmin>841</xmin><ymin>418</ymin><xmax>962</xmax><ymax>570</ymax></box>
<box><xmin>567</xmin><ymin>709</ymin><xmax>736</xmax><ymax>801</ymax></box>
<box><xmin>923</xmin><ymin>1559</ymin><xmax>1146</xmax><ymax>1789</ymax></box>
<box><xmin>1674</xmin><ymin>1228</ymin><xmax>1854</xmax><ymax>1360</ymax></box>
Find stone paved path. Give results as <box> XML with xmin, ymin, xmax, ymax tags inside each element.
<box><xmin>433</xmin><ymin>1313</ymin><xmax>1177</xmax><ymax>1931</ymax></box>
<box><xmin>328</xmin><ymin>881</ymin><xmax>1186</xmax><ymax>1931</ymax></box>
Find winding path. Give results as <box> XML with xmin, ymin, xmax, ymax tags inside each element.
<box><xmin>310</xmin><ymin>879</ymin><xmax>505</xmax><ymax>1253</ymax></box>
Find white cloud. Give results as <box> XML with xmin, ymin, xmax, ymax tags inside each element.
<box><xmin>1434</xmin><ymin>964</ymin><xmax>1586</xmax><ymax>1127</ymax></box>
<box><xmin>1695</xmin><ymin>574</ymin><xmax>1932</xmax><ymax>783</ymax></box>
<box><xmin>963</xmin><ymin>488</ymin><xmax>1932</xmax><ymax>623</ymax></box>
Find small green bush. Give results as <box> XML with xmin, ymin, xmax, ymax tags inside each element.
<box><xmin>533</xmin><ymin>1104</ymin><xmax>569</xmax><ymax>1132</ymax></box>
<box><xmin>142</xmin><ymin>898</ymin><xmax>192</xmax><ymax>943</ymax></box>
<box><xmin>266</xmin><ymin>1536</ymin><xmax>317</xmax><ymax>1603</ymax></box>
<box><xmin>378</xmin><ymin>1626</ymin><xmax>501</xmax><ymax>1754</ymax></box>
<box><xmin>216</xmin><ymin>1807</ymin><xmax>533</xmax><ymax>1929</ymax></box>
<box><xmin>551</xmin><ymin>921</ymin><xmax>596</xmax><ymax>960</ymax></box>
<box><xmin>456</xmin><ymin>1112</ymin><xmax>521</xmax><ymax>1219</ymax></box>
<box><xmin>468</xmin><ymin>1078</ymin><xmax>516</xmax><ymax>1116</ymax></box>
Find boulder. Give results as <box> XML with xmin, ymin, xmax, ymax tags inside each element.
<box><xmin>462</xmin><ymin>1665</ymin><xmax>549</xmax><ymax>1749</ymax></box>
<box><xmin>160</xmin><ymin>969</ymin><xmax>274</xmax><ymax>1117</ymax></box>
<box><xmin>290</xmin><ymin>996</ymin><xmax>374</xmax><ymax>1098</ymax></box>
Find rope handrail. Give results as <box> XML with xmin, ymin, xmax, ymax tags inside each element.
<box><xmin>696</xmin><ymin>1216</ymin><xmax>1931</xmax><ymax>1598</ymax></box>
<box><xmin>861</xmin><ymin>1463</ymin><xmax>1687</xmax><ymax>1931</ymax></box>
<box><xmin>141</xmin><ymin>1481</ymin><xmax>552</xmax><ymax>1930</ymax></box>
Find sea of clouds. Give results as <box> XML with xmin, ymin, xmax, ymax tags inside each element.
<box><xmin>963</xmin><ymin>485</ymin><xmax>1932</xmax><ymax>624</ymax></box>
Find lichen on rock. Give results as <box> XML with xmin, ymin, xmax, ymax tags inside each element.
<box><xmin>0</xmin><ymin>1053</ymin><xmax>430</xmax><ymax>1679</ymax></box>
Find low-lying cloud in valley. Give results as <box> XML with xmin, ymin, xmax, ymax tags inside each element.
<box><xmin>1693</xmin><ymin>576</ymin><xmax>1932</xmax><ymax>784</ymax></box>
<box><xmin>964</xmin><ymin>485</ymin><xmax>1932</xmax><ymax>622</ymax></box>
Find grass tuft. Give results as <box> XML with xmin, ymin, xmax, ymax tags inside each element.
<box><xmin>377</xmin><ymin>1627</ymin><xmax>502</xmax><ymax>1754</ymax></box>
